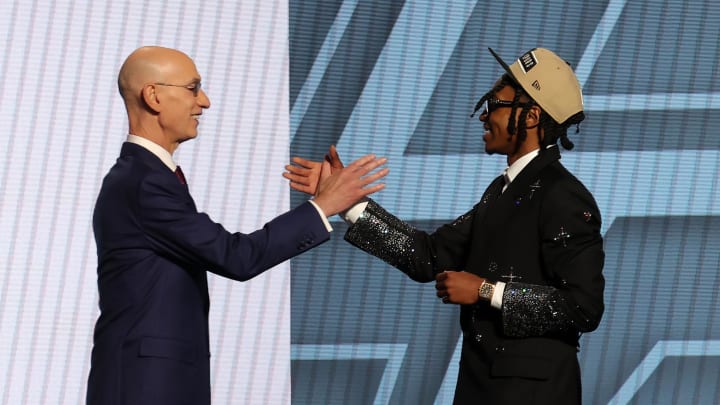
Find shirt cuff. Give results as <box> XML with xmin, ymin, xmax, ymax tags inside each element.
<box><xmin>308</xmin><ymin>200</ymin><xmax>333</xmax><ymax>232</ymax></box>
<box><xmin>342</xmin><ymin>199</ymin><xmax>369</xmax><ymax>224</ymax></box>
<box><xmin>491</xmin><ymin>281</ymin><xmax>506</xmax><ymax>309</ymax></box>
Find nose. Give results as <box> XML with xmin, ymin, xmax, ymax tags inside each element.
<box><xmin>198</xmin><ymin>89</ymin><xmax>211</xmax><ymax>108</ymax></box>
<box><xmin>479</xmin><ymin>110</ymin><xmax>488</xmax><ymax>122</ymax></box>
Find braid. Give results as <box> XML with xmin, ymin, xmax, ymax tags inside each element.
<box><xmin>538</xmin><ymin>111</ymin><xmax>584</xmax><ymax>151</ymax></box>
<box><xmin>507</xmin><ymin>88</ymin><xmax>520</xmax><ymax>135</ymax></box>
<box><xmin>505</xmin><ymin>77</ymin><xmax>536</xmax><ymax>152</ymax></box>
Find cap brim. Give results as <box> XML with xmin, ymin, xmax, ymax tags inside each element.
<box><xmin>488</xmin><ymin>47</ymin><xmax>519</xmax><ymax>84</ymax></box>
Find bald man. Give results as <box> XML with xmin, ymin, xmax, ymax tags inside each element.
<box><xmin>86</xmin><ymin>46</ymin><xmax>388</xmax><ymax>405</ymax></box>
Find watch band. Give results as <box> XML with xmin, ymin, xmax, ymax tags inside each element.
<box><xmin>478</xmin><ymin>280</ymin><xmax>495</xmax><ymax>301</ymax></box>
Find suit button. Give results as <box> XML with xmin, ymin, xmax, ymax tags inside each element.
<box><xmin>495</xmin><ymin>345</ymin><xmax>504</xmax><ymax>352</ymax></box>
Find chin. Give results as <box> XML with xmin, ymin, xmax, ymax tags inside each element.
<box><xmin>178</xmin><ymin>134</ymin><xmax>198</xmax><ymax>144</ymax></box>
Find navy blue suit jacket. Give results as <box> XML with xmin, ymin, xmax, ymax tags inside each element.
<box><xmin>87</xmin><ymin>142</ymin><xmax>329</xmax><ymax>405</ymax></box>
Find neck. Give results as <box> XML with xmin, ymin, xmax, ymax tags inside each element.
<box><xmin>507</xmin><ymin>130</ymin><xmax>541</xmax><ymax>165</ymax></box>
<box><xmin>129</xmin><ymin>121</ymin><xmax>177</xmax><ymax>154</ymax></box>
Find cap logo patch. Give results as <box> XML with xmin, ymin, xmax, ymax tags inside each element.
<box><xmin>518</xmin><ymin>51</ymin><xmax>537</xmax><ymax>73</ymax></box>
<box><xmin>531</xmin><ymin>80</ymin><xmax>540</xmax><ymax>90</ymax></box>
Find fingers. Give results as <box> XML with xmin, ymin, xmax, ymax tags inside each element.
<box><xmin>286</xmin><ymin>157</ymin><xmax>322</xmax><ymax>196</ymax></box>
<box><xmin>435</xmin><ymin>276</ymin><xmax>447</xmax><ymax>293</ymax></box>
<box><xmin>285</xmin><ymin>164</ymin><xmax>313</xmax><ymax>176</ymax></box>
<box><xmin>360</xmin><ymin>167</ymin><xmax>389</xmax><ymax>186</ymax></box>
<box><xmin>436</xmin><ymin>288</ymin><xmax>451</xmax><ymax>304</ymax></box>
<box><xmin>357</xmin><ymin>183</ymin><xmax>386</xmax><ymax>198</ymax></box>
<box><xmin>435</xmin><ymin>273</ymin><xmax>447</xmax><ymax>302</ymax></box>
<box><xmin>357</xmin><ymin>158</ymin><xmax>388</xmax><ymax>177</ymax></box>
<box><xmin>436</xmin><ymin>271</ymin><xmax>451</xmax><ymax>304</ymax></box>
<box><xmin>343</xmin><ymin>156</ymin><xmax>388</xmax><ymax>182</ymax></box>
<box><xmin>290</xmin><ymin>156</ymin><xmax>320</xmax><ymax>169</ymax></box>
<box><xmin>319</xmin><ymin>160</ymin><xmax>332</xmax><ymax>183</ymax></box>
<box><xmin>289</xmin><ymin>183</ymin><xmax>312</xmax><ymax>193</ymax></box>
<box><xmin>332</xmin><ymin>155</ymin><xmax>388</xmax><ymax>198</ymax></box>
<box><xmin>328</xmin><ymin>145</ymin><xmax>344</xmax><ymax>168</ymax></box>
<box><xmin>282</xmin><ymin>172</ymin><xmax>311</xmax><ymax>186</ymax></box>
<box><xmin>344</xmin><ymin>155</ymin><xmax>374</xmax><ymax>174</ymax></box>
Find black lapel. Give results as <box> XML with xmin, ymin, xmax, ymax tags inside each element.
<box><xmin>504</xmin><ymin>147</ymin><xmax>560</xmax><ymax>197</ymax></box>
<box><xmin>484</xmin><ymin>147</ymin><xmax>561</xmax><ymax>229</ymax></box>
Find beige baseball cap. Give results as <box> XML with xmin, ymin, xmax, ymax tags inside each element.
<box><xmin>488</xmin><ymin>47</ymin><xmax>584</xmax><ymax>125</ymax></box>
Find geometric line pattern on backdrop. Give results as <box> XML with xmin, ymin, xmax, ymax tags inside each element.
<box><xmin>433</xmin><ymin>335</ymin><xmax>463</xmax><ymax>405</ymax></box>
<box><xmin>336</xmin><ymin>0</ymin><xmax>476</xmax><ymax>159</ymax></box>
<box><xmin>291</xmin><ymin>343</ymin><xmax>408</xmax><ymax>405</ymax></box>
<box><xmin>607</xmin><ymin>340</ymin><xmax>720</xmax><ymax>405</ymax></box>
<box><xmin>289</xmin><ymin>0</ymin><xmax>360</xmax><ymax>138</ymax></box>
<box><xmin>585</xmin><ymin>93</ymin><xmax>720</xmax><ymax>111</ymax></box>
<box><xmin>573</xmin><ymin>0</ymin><xmax>626</xmax><ymax>86</ymax></box>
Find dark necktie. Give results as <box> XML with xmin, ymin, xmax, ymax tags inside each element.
<box><xmin>501</xmin><ymin>169</ymin><xmax>510</xmax><ymax>193</ymax></box>
<box><xmin>175</xmin><ymin>166</ymin><xmax>187</xmax><ymax>185</ymax></box>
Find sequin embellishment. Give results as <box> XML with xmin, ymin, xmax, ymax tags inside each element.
<box><xmin>529</xmin><ymin>180</ymin><xmax>541</xmax><ymax>200</ymax></box>
<box><xmin>501</xmin><ymin>267</ymin><xmax>522</xmax><ymax>283</ymax></box>
<box><xmin>488</xmin><ymin>261</ymin><xmax>498</xmax><ymax>273</ymax></box>
<box><xmin>553</xmin><ymin>227</ymin><xmax>571</xmax><ymax>247</ymax></box>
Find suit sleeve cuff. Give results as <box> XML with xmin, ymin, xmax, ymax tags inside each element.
<box><xmin>308</xmin><ymin>200</ymin><xmax>333</xmax><ymax>232</ymax></box>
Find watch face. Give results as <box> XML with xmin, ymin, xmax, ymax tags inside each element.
<box><xmin>479</xmin><ymin>282</ymin><xmax>495</xmax><ymax>300</ymax></box>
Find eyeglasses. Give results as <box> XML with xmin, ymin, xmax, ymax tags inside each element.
<box><xmin>483</xmin><ymin>99</ymin><xmax>532</xmax><ymax>115</ymax></box>
<box><xmin>154</xmin><ymin>81</ymin><xmax>202</xmax><ymax>97</ymax></box>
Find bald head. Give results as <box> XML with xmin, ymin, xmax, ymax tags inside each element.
<box><xmin>118</xmin><ymin>46</ymin><xmax>196</xmax><ymax>104</ymax></box>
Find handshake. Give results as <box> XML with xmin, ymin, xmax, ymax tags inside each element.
<box><xmin>283</xmin><ymin>145</ymin><xmax>388</xmax><ymax>217</ymax></box>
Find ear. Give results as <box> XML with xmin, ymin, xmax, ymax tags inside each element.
<box><xmin>525</xmin><ymin>104</ymin><xmax>542</xmax><ymax>128</ymax></box>
<box><xmin>141</xmin><ymin>84</ymin><xmax>162</xmax><ymax>113</ymax></box>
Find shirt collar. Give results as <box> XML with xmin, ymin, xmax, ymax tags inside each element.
<box><xmin>504</xmin><ymin>148</ymin><xmax>541</xmax><ymax>185</ymax></box>
<box><xmin>126</xmin><ymin>134</ymin><xmax>177</xmax><ymax>171</ymax></box>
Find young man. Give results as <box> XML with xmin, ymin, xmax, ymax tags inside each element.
<box><xmin>87</xmin><ymin>46</ymin><xmax>388</xmax><ymax>405</ymax></box>
<box><xmin>286</xmin><ymin>48</ymin><xmax>605</xmax><ymax>404</ymax></box>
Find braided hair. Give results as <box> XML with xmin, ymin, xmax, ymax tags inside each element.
<box><xmin>471</xmin><ymin>73</ymin><xmax>584</xmax><ymax>151</ymax></box>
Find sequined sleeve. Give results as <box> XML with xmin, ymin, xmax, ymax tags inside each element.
<box><xmin>501</xmin><ymin>283</ymin><xmax>576</xmax><ymax>338</ymax></box>
<box><xmin>344</xmin><ymin>199</ymin><xmax>437</xmax><ymax>282</ymax></box>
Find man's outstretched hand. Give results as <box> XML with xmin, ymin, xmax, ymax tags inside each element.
<box><xmin>307</xmin><ymin>151</ymin><xmax>387</xmax><ymax>217</ymax></box>
<box><xmin>284</xmin><ymin>145</ymin><xmax>345</xmax><ymax>195</ymax></box>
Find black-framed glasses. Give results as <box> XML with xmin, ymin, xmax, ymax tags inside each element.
<box><xmin>154</xmin><ymin>81</ymin><xmax>202</xmax><ymax>97</ymax></box>
<box><xmin>483</xmin><ymin>98</ymin><xmax>532</xmax><ymax>115</ymax></box>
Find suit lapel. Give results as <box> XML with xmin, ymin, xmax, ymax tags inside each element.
<box><xmin>505</xmin><ymin>147</ymin><xmax>560</xmax><ymax>198</ymax></box>
<box><xmin>473</xmin><ymin>175</ymin><xmax>506</xmax><ymax>222</ymax></box>
<box><xmin>483</xmin><ymin>148</ymin><xmax>561</xmax><ymax>231</ymax></box>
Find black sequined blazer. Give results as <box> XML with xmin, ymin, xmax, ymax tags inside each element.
<box><xmin>345</xmin><ymin>146</ymin><xmax>605</xmax><ymax>405</ymax></box>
